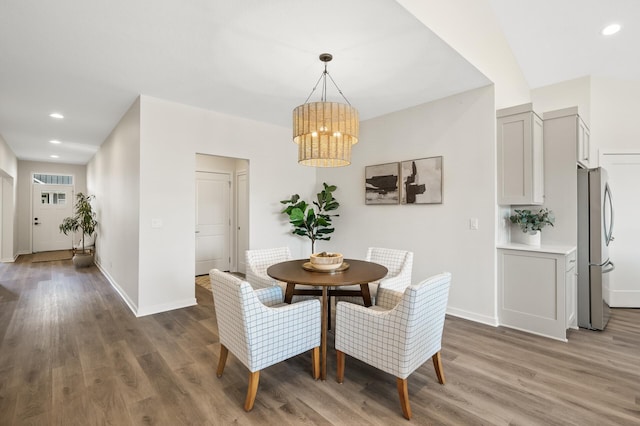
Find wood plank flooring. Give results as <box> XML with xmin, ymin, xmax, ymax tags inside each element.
<box><xmin>1</xmin><ymin>256</ymin><xmax>639</xmax><ymax>425</ymax></box>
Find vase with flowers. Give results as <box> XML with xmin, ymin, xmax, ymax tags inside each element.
<box><xmin>509</xmin><ymin>208</ymin><xmax>555</xmax><ymax>246</ymax></box>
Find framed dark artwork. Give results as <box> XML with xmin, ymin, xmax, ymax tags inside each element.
<box><xmin>365</xmin><ymin>162</ymin><xmax>400</xmax><ymax>205</ymax></box>
<box><xmin>400</xmin><ymin>156</ymin><xmax>443</xmax><ymax>204</ymax></box>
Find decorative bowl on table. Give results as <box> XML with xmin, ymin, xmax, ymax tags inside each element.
<box><xmin>309</xmin><ymin>252</ymin><xmax>343</xmax><ymax>271</ymax></box>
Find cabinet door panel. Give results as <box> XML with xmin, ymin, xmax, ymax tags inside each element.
<box><xmin>503</xmin><ymin>254</ymin><xmax>557</xmax><ymax>319</ymax></box>
<box><xmin>497</xmin><ymin>106</ymin><xmax>544</xmax><ymax>205</ymax></box>
<box><xmin>500</xmin><ymin>118</ymin><xmax>528</xmax><ymax>201</ymax></box>
<box><xmin>498</xmin><ymin>249</ymin><xmax>568</xmax><ymax>341</ymax></box>
<box><xmin>577</xmin><ymin>117</ymin><xmax>590</xmax><ymax>168</ymax></box>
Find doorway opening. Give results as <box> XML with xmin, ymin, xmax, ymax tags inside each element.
<box><xmin>195</xmin><ymin>154</ymin><xmax>249</xmax><ymax>277</ymax></box>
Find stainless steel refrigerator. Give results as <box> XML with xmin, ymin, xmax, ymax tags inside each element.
<box><xmin>577</xmin><ymin>167</ymin><xmax>615</xmax><ymax>330</ymax></box>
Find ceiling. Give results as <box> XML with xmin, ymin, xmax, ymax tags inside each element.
<box><xmin>489</xmin><ymin>0</ymin><xmax>640</xmax><ymax>88</ymax></box>
<box><xmin>0</xmin><ymin>0</ymin><xmax>637</xmax><ymax>165</ymax></box>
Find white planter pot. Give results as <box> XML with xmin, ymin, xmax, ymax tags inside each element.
<box><xmin>72</xmin><ymin>252</ymin><xmax>94</xmax><ymax>268</ymax></box>
<box><xmin>511</xmin><ymin>230</ymin><xmax>541</xmax><ymax>246</ymax></box>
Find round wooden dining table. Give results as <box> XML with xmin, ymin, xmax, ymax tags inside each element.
<box><xmin>267</xmin><ymin>259</ymin><xmax>388</xmax><ymax>380</ymax></box>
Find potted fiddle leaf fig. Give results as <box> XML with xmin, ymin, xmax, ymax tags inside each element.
<box><xmin>280</xmin><ymin>182</ymin><xmax>339</xmax><ymax>253</ymax></box>
<box><xmin>59</xmin><ymin>192</ymin><xmax>98</xmax><ymax>267</ymax></box>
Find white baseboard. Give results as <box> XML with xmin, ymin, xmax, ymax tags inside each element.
<box><xmin>95</xmin><ymin>261</ymin><xmax>140</xmax><ymax>315</ymax></box>
<box><xmin>135</xmin><ymin>298</ymin><xmax>198</xmax><ymax>317</ymax></box>
<box><xmin>446</xmin><ymin>306</ymin><xmax>499</xmax><ymax>327</ymax></box>
<box><xmin>1</xmin><ymin>254</ymin><xmax>18</xmax><ymax>262</ymax></box>
<box><xmin>498</xmin><ymin>323</ymin><xmax>568</xmax><ymax>342</ymax></box>
<box><xmin>609</xmin><ymin>289</ymin><xmax>640</xmax><ymax>308</ymax></box>
<box><xmin>95</xmin><ymin>260</ymin><xmax>197</xmax><ymax>317</ymax></box>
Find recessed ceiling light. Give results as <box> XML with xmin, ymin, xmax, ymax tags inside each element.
<box><xmin>49</xmin><ymin>139</ymin><xmax>61</xmax><ymax>144</ymax></box>
<box><xmin>50</xmin><ymin>155</ymin><xmax>59</xmax><ymax>159</ymax></box>
<box><xmin>602</xmin><ymin>23</ymin><xmax>621</xmax><ymax>36</ymax></box>
<box><xmin>49</xmin><ymin>112</ymin><xmax>64</xmax><ymax>119</ymax></box>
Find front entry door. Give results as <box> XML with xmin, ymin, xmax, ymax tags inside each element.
<box><xmin>32</xmin><ymin>185</ymin><xmax>73</xmax><ymax>252</ymax></box>
<box><xmin>195</xmin><ymin>172</ymin><xmax>231</xmax><ymax>275</ymax></box>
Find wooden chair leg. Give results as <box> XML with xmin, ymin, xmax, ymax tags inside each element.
<box><xmin>336</xmin><ymin>350</ymin><xmax>345</xmax><ymax>383</ymax></box>
<box><xmin>216</xmin><ymin>345</ymin><xmax>229</xmax><ymax>377</ymax></box>
<box><xmin>311</xmin><ymin>346</ymin><xmax>320</xmax><ymax>380</ymax></box>
<box><xmin>396</xmin><ymin>377</ymin><xmax>412</xmax><ymax>420</ymax></box>
<box><xmin>244</xmin><ymin>371</ymin><xmax>260</xmax><ymax>411</ymax></box>
<box><xmin>432</xmin><ymin>351</ymin><xmax>446</xmax><ymax>385</ymax></box>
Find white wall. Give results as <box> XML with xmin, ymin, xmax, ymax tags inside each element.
<box><xmin>531</xmin><ymin>76</ymin><xmax>591</xmax><ymax>127</ymax></box>
<box><xmin>591</xmin><ymin>77</ymin><xmax>640</xmax><ymax>306</ymax></box>
<box><xmin>1</xmin><ymin>175</ymin><xmax>15</xmax><ymax>261</ymax></box>
<box><xmin>87</xmin><ymin>98</ymin><xmax>141</xmax><ymax>311</ymax></box>
<box><xmin>590</xmin><ymin>77</ymin><xmax>640</xmax><ymax>156</ymax></box>
<box><xmin>131</xmin><ymin>95</ymin><xmax>315</xmax><ymax>316</ymax></box>
<box><xmin>398</xmin><ymin>0</ymin><xmax>530</xmax><ymax>109</ymax></box>
<box><xmin>318</xmin><ymin>85</ymin><xmax>498</xmax><ymax>325</ymax></box>
<box><xmin>0</xmin><ymin>135</ymin><xmax>17</xmax><ymax>177</ymax></box>
<box><xmin>15</xmin><ymin>160</ymin><xmax>87</xmax><ymax>254</ymax></box>
<box><xmin>0</xmin><ymin>134</ymin><xmax>18</xmax><ymax>261</ymax></box>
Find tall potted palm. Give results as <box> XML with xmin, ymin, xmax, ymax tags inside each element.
<box><xmin>59</xmin><ymin>192</ymin><xmax>98</xmax><ymax>267</ymax></box>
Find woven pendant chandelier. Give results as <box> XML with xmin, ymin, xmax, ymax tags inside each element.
<box><xmin>293</xmin><ymin>53</ymin><xmax>359</xmax><ymax>167</ymax></box>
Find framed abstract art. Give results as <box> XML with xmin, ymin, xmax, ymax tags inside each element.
<box><xmin>400</xmin><ymin>156</ymin><xmax>443</xmax><ymax>204</ymax></box>
<box><xmin>365</xmin><ymin>162</ymin><xmax>400</xmax><ymax>205</ymax></box>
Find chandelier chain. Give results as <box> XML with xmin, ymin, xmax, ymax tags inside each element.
<box><xmin>303</xmin><ymin>73</ymin><xmax>324</xmax><ymax>105</ymax></box>
<box><xmin>301</xmin><ymin>63</ymin><xmax>352</xmax><ymax>106</ymax></box>
<box><xmin>326</xmin><ymin>72</ymin><xmax>351</xmax><ymax>106</ymax></box>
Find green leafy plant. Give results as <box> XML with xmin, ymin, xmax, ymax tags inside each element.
<box><xmin>509</xmin><ymin>208</ymin><xmax>555</xmax><ymax>234</ymax></box>
<box><xmin>59</xmin><ymin>192</ymin><xmax>98</xmax><ymax>254</ymax></box>
<box><xmin>280</xmin><ymin>183</ymin><xmax>339</xmax><ymax>253</ymax></box>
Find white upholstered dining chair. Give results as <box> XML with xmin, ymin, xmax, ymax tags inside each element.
<box><xmin>335</xmin><ymin>272</ymin><xmax>451</xmax><ymax>420</ymax></box>
<box><xmin>245</xmin><ymin>247</ymin><xmax>319</xmax><ymax>302</ymax></box>
<box><xmin>245</xmin><ymin>246</ymin><xmax>292</xmax><ymax>292</ymax></box>
<box><xmin>335</xmin><ymin>247</ymin><xmax>413</xmax><ymax>306</ymax></box>
<box><xmin>210</xmin><ymin>269</ymin><xmax>321</xmax><ymax>411</ymax></box>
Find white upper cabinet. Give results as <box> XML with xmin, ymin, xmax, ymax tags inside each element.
<box><xmin>497</xmin><ymin>103</ymin><xmax>544</xmax><ymax>205</ymax></box>
<box><xmin>543</xmin><ymin>107</ymin><xmax>590</xmax><ymax>169</ymax></box>
<box><xmin>577</xmin><ymin>115</ymin><xmax>590</xmax><ymax>168</ymax></box>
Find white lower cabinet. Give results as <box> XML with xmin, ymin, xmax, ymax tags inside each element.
<box><xmin>498</xmin><ymin>245</ymin><xmax>577</xmax><ymax>341</ymax></box>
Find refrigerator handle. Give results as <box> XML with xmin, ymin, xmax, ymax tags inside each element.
<box><xmin>604</xmin><ymin>182</ymin><xmax>614</xmax><ymax>245</ymax></box>
<box><xmin>590</xmin><ymin>258</ymin><xmax>613</xmax><ymax>267</ymax></box>
<box><xmin>602</xmin><ymin>260</ymin><xmax>615</xmax><ymax>274</ymax></box>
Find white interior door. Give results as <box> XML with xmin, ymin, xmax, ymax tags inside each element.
<box><xmin>236</xmin><ymin>171</ymin><xmax>249</xmax><ymax>274</ymax></box>
<box><xmin>32</xmin><ymin>185</ymin><xmax>73</xmax><ymax>252</ymax></box>
<box><xmin>600</xmin><ymin>153</ymin><xmax>640</xmax><ymax>307</ymax></box>
<box><xmin>195</xmin><ymin>172</ymin><xmax>230</xmax><ymax>275</ymax></box>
